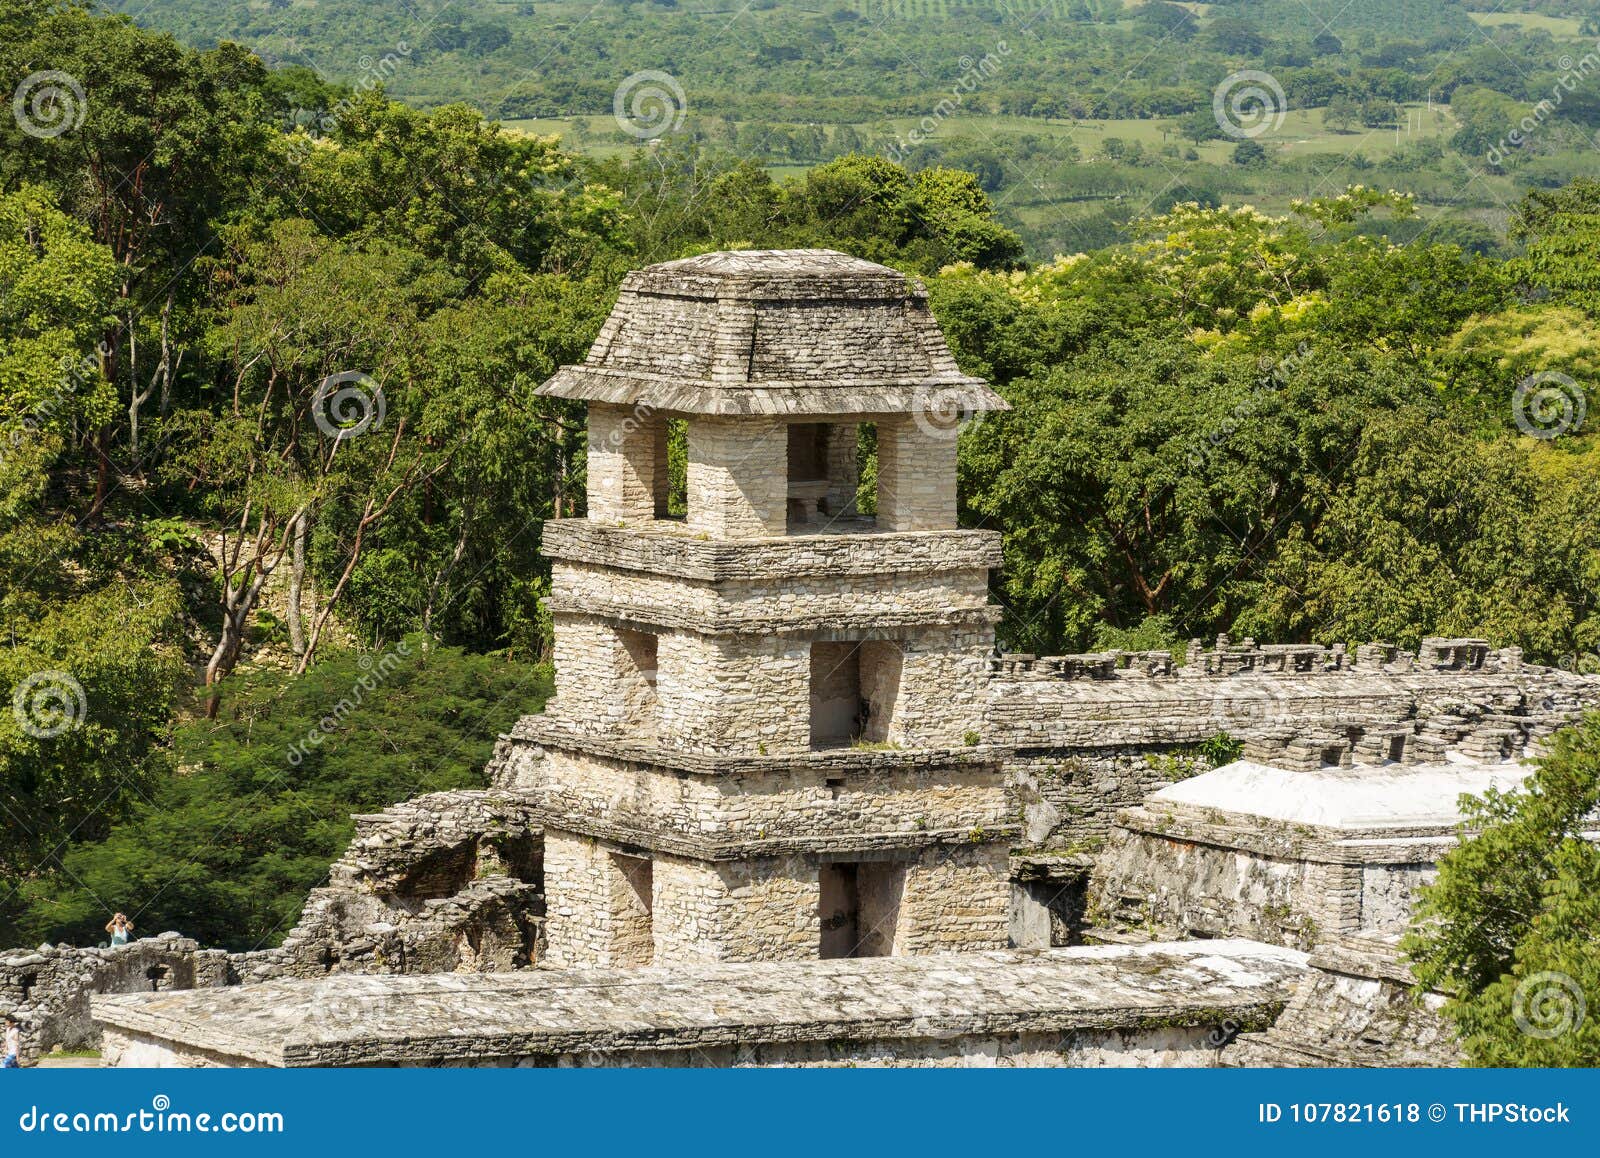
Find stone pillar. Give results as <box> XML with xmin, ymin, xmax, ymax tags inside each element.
<box><xmin>686</xmin><ymin>416</ymin><xmax>787</xmax><ymax>538</ymax></box>
<box><xmin>823</xmin><ymin>423</ymin><xmax>859</xmax><ymax>518</ymax></box>
<box><xmin>876</xmin><ymin>416</ymin><xmax>957</xmax><ymax>532</ymax></box>
<box><xmin>586</xmin><ymin>402</ymin><xmax>664</xmax><ymax>524</ymax></box>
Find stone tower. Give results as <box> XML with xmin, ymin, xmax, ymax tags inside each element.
<box><xmin>515</xmin><ymin>250</ymin><xmax>1016</xmax><ymax>967</ymax></box>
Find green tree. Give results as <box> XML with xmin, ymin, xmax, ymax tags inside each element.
<box><xmin>12</xmin><ymin>641</ymin><xmax>552</xmax><ymax>950</ymax></box>
<box><xmin>1</xmin><ymin>188</ymin><xmax>190</xmax><ymax>930</ymax></box>
<box><xmin>1509</xmin><ymin>178</ymin><xmax>1600</xmax><ymax>316</ymax></box>
<box><xmin>1322</xmin><ymin>94</ymin><xmax>1360</xmax><ymax>132</ymax></box>
<box><xmin>1406</xmin><ymin>715</ymin><xmax>1600</xmax><ymax>1065</ymax></box>
<box><xmin>2</xmin><ymin>4</ymin><xmax>275</xmax><ymax>506</ymax></box>
<box><xmin>1253</xmin><ymin>410</ymin><xmax>1600</xmax><ymax>662</ymax></box>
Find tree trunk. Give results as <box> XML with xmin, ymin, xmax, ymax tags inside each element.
<box><xmin>204</xmin><ymin>600</ymin><xmax>250</xmax><ymax>719</ymax></box>
<box><xmin>287</xmin><ymin>511</ymin><xmax>310</xmax><ymax>659</ymax></box>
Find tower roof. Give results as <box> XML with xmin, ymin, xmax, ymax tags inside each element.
<box><xmin>537</xmin><ymin>249</ymin><xmax>1007</xmax><ymax>417</ymax></box>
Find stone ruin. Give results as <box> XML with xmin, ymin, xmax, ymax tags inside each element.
<box><xmin>0</xmin><ymin>935</ymin><xmax>231</xmax><ymax>1064</ymax></box>
<box><xmin>57</xmin><ymin>249</ymin><xmax>1600</xmax><ymax>1067</ymax></box>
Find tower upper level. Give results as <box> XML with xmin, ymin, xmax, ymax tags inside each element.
<box><xmin>538</xmin><ymin>250</ymin><xmax>1009</xmax><ymax>540</ymax></box>
<box><xmin>538</xmin><ymin>249</ymin><xmax>1004</xmax><ymax>417</ymax></box>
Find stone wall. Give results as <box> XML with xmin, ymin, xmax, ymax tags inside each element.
<box><xmin>992</xmin><ymin>639</ymin><xmax>1600</xmax><ymax>850</ymax></box>
<box><xmin>551</xmin><ymin>559</ymin><xmax>997</xmax><ymax>638</ymax></box>
<box><xmin>1009</xmin><ymin>748</ymin><xmax>1207</xmax><ymax>848</ymax></box>
<box><xmin>527</xmin><ymin>748</ymin><xmax>1007</xmax><ymax>852</ymax></box>
<box><xmin>1</xmin><ymin>935</ymin><xmax>231</xmax><ymax>1062</ymax></box>
<box><xmin>240</xmin><ymin>789</ymin><xmax>545</xmax><ymax>983</ymax></box>
<box><xmin>543</xmin><ymin>834</ymin><xmax>1010</xmax><ymax>967</ymax></box>
<box><xmin>1091</xmin><ymin>827</ymin><xmax>1351</xmax><ymax>951</ymax></box>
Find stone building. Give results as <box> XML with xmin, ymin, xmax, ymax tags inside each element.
<box><xmin>73</xmin><ymin>248</ymin><xmax>1600</xmax><ymax>1068</ymax></box>
<box><xmin>500</xmin><ymin>249</ymin><xmax>1018</xmax><ymax>966</ymax></box>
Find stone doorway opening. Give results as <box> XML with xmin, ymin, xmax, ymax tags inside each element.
<box><xmin>808</xmin><ymin>640</ymin><xmax>902</xmax><ymax>748</ymax></box>
<box><xmin>610</xmin><ymin>852</ymin><xmax>654</xmax><ymax>966</ymax></box>
<box><xmin>785</xmin><ymin>422</ymin><xmax>860</xmax><ymax>531</ymax></box>
<box><xmin>818</xmin><ymin>860</ymin><xmax>904</xmax><ymax>959</ymax></box>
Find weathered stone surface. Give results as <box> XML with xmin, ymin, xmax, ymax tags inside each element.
<box><xmin>237</xmin><ymin>790</ymin><xmax>545</xmax><ymax>984</ymax></box>
<box><xmin>993</xmin><ymin>639</ymin><xmax>1598</xmax><ymax>848</ymax></box>
<box><xmin>1228</xmin><ymin>935</ymin><xmax>1461</xmax><ymax>1068</ymax></box>
<box><xmin>537</xmin><ymin>250</ymin><xmax>1006</xmax><ymax>417</ymax></box>
<box><xmin>1</xmin><ymin>936</ymin><xmax>230</xmax><ymax>1063</ymax></box>
<box><xmin>95</xmin><ymin>939</ymin><xmax>1306</xmax><ymax>1068</ymax></box>
<box><xmin>1088</xmin><ymin>754</ymin><xmax>1551</xmax><ymax>951</ymax></box>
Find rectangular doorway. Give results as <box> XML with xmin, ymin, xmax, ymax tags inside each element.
<box><xmin>819</xmin><ymin>860</ymin><xmax>904</xmax><ymax>958</ymax></box>
<box><xmin>610</xmin><ymin>852</ymin><xmax>654</xmax><ymax>966</ymax></box>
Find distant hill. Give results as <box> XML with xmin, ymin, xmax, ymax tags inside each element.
<box><xmin>105</xmin><ymin>0</ymin><xmax>1497</xmax><ymax>119</ymax></box>
<box><xmin>101</xmin><ymin>0</ymin><xmax>1599</xmax><ymax>258</ymax></box>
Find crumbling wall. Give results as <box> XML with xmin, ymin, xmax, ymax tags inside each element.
<box><xmin>1090</xmin><ymin>827</ymin><xmax>1347</xmax><ymax>951</ymax></box>
<box><xmin>239</xmin><ymin>788</ymin><xmax>545</xmax><ymax>983</ymax></box>
<box><xmin>0</xmin><ymin>934</ymin><xmax>231</xmax><ymax>1062</ymax></box>
<box><xmin>1228</xmin><ymin>938</ymin><xmax>1461</xmax><ymax>1067</ymax></box>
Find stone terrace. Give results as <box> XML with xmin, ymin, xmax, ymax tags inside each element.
<box><xmin>94</xmin><ymin>940</ymin><xmax>1307</xmax><ymax>1068</ymax></box>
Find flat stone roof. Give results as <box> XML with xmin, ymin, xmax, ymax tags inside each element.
<box><xmin>537</xmin><ymin>248</ymin><xmax>1007</xmax><ymax>417</ymax></box>
<box><xmin>1150</xmin><ymin>757</ymin><xmax>1530</xmax><ymax>829</ymax></box>
<box><xmin>93</xmin><ymin>940</ymin><xmax>1307</xmax><ymax>1067</ymax></box>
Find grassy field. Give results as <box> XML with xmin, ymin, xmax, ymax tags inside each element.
<box><xmin>1467</xmin><ymin>11</ymin><xmax>1586</xmax><ymax>37</ymax></box>
<box><xmin>504</xmin><ymin>102</ymin><xmax>1459</xmax><ymax>165</ymax></box>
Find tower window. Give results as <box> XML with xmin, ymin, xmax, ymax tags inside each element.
<box><xmin>809</xmin><ymin>640</ymin><xmax>901</xmax><ymax>748</ymax></box>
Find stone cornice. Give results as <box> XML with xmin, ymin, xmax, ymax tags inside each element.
<box><xmin>531</xmin><ymin>806</ymin><xmax>1017</xmax><ymax>862</ymax></box>
<box><xmin>510</xmin><ymin>718</ymin><xmax>1003</xmax><ymax>778</ymax></box>
<box><xmin>540</xmin><ymin>518</ymin><xmax>1004</xmax><ymax>580</ymax></box>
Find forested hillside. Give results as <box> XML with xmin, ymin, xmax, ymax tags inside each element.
<box><xmin>2</xmin><ymin>1</ymin><xmax>1598</xmax><ymax>952</ymax></box>
<box><xmin>104</xmin><ymin>0</ymin><xmax>1600</xmax><ymax>255</ymax></box>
